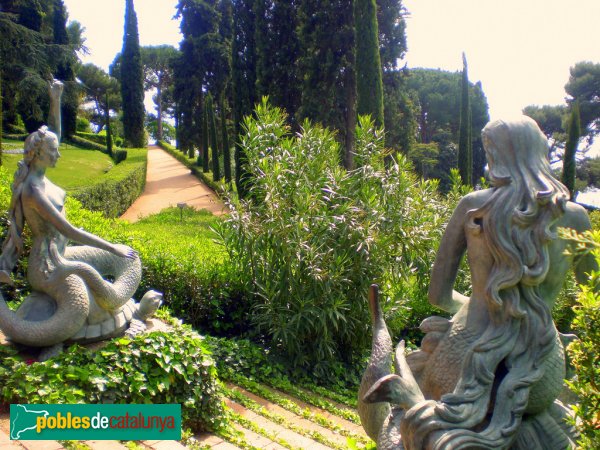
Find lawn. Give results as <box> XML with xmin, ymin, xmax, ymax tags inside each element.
<box><xmin>2</xmin><ymin>141</ymin><xmax>115</xmax><ymax>190</ymax></box>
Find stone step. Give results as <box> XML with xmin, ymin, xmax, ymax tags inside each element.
<box><xmin>226</xmin><ymin>398</ymin><xmax>331</xmax><ymax>450</ymax></box>
<box><xmin>227</xmin><ymin>384</ymin><xmax>349</xmax><ymax>448</ymax></box>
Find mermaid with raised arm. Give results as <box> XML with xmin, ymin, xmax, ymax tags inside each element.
<box><xmin>0</xmin><ymin>80</ymin><xmax>161</xmax><ymax>354</ymax></box>
<box><xmin>358</xmin><ymin>116</ymin><xmax>596</xmax><ymax>449</ymax></box>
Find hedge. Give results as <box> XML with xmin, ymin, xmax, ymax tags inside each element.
<box><xmin>76</xmin><ymin>132</ymin><xmax>124</xmax><ymax>149</ymax></box>
<box><xmin>66</xmin><ymin>135</ymin><xmax>109</xmax><ymax>153</ymax></box>
<box><xmin>70</xmin><ymin>148</ymin><xmax>146</xmax><ymax>218</ymax></box>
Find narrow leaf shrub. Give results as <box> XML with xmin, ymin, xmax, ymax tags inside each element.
<box><xmin>215</xmin><ymin>100</ymin><xmax>451</xmax><ymax>373</ymax></box>
<box><xmin>559</xmin><ymin>227</ymin><xmax>600</xmax><ymax>449</ymax></box>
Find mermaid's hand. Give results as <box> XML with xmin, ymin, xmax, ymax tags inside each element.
<box><xmin>111</xmin><ymin>244</ymin><xmax>137</xmax><ymax>259</ymax></box>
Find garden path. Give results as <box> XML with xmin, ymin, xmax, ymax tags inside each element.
<box><xmin>120</xmin><ymin>145</ymin><xmax>227</xmax><ymax>222</ymax></box>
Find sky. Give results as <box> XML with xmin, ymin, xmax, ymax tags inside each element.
<box><xmin>62</xmin><ymin>0</ymin><xmax>600</xmax><ymax>121</ymax></box>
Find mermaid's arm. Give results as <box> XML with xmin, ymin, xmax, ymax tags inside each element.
<box><xmin>428</xmin><ymin>196</ymin><xmax>470</xmax><ymax>314</ymax></box>
<box><xmin>26</xmin><ymin>184</ymin><xmax>135</xmax><ymax>258</ymax></box>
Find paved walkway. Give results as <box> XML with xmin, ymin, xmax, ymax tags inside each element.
<box><xmin>120</xmin><ymin>145</ymin><xmax>227</xmax><ymax>222</ymax></box>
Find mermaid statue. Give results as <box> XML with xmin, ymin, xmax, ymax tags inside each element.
<box><xmin>358</xmin><ymin>116</ymin><xmax>597</xmax><ymax>449</ymax></box>
<box><xmin>0</xmin><ymin>80</ymin><xmax>161</xmax><ymax>358</ymax></box>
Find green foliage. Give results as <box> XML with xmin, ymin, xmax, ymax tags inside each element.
<box><xmin>377</xmin><ymin>0</ymin><xmax>407</xmax><ymax>72</ymax></box>
<box><xmin>140</xmin><ymin>45</ymin><xmax>179</xmax><ymax>142</ymax></box>
<box><xmin>355</xmin><ymin>0</ymin><xmax>384</xmax><ymax>127</ymax></box>
<box><xmin>231</xmin><ymin>0</ymin><xmax>257</xmax><ymax>199</ymax></box>
<box><xmin>216</xmin><ymin>100</ymin><xmax>449</xmax><ymax>372</ymax></box>
<box><xmin>130</xmin><ymin>208</ymin><xmax>249</xmax><ymax>337</ymax></box>
<box><xmin>76</xmin><ymin>63</ymin><xmax>121</xmax><ymax>133</ymax></box>
<box><xmin>562</xmin><ymin>103</ymin><xmax>581</xmax><ymax>199</ymax></box>
<box><xmin>254</xmin><ymin>0</ymin><xmax>301</xmax><ymax>122</ymax></box>
<box><xmin>565</xmin><ymin>61</ymin><xmax>600</xmax><ymax>140</ymax></box>
<box><xmin>558</xmin><ymin>228</ymin><xmax>600</xmax><ymax>448</ymax></box>
<box><xmin>407</xmin><ymin>68</ymin><xmax>490</xmax><ymax>184</ymax></box>
<box><xmin>297</xmin><ymin>0</ymin><xmax>356</xmax><ymax>150</ymax></box>
<box><xmin>0</xmin><ymin>323</ymin><xmax>225</xmax><ymax>432</ymax></box>
<box><xmin>120</xmin><ymin>0</ymin><xmax>146</xmax><ymax>148</ymax></box>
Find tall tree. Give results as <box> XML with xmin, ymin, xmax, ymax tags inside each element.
<box><xmin>77</xmin><ymin>63</ymin><xmax>121</xmax><ymax>132</ymax></box>
<box><xmin>383</xmin><ymin>71</ymin><xmax>417</xmax><ymax>154</ymax></box>
<box><xmin>221</xmin><ymin>95</ymin><xmax>231</xmax><ymax>182</ymax></box>
<box><xmin>175</xmin><ymin>0</ymin><xmax>229</xmax><ymax>158</ymax></box>
<box><xmin>207</xmin><ymin>94</ymin><xmax>220</xmax><ymax>181</ymax></box>
<box><xmin>406</xmin><ymin>68</ymin><xmax>489</xmax><ymax>190</ymax></box>
<box><xmin>297</xmin><ymin>0</ymin><xmax>356</xmax><ymax>163</ymax></box>
<box><xmin>120</xmin><ymin>0</ymin><xmax>145</xmax><ymax>147</ymax></box>
<box><xmin>377</xmin><ymin>0</ymin><xmax>407</xmax><ymax>72</ymax></box>
<box><xmin>522</xmin><ymin>104</ymin><xmax>567</xmax><ymax>158</ymax></box>
<box><xmin>457</xmin><ymin>53</ymin><xmax>472</xmax><ymax>186</ymax></box>
<box><xmin>140</xmin><ymin>45</ymin><xmax>179</xmax><ymax>142</ymax></box>
<box><xmin>254</xmin><ymin>0</ymin><xmax>301</xmax><ymax>123</ymax></box>
<box><xmin>562</xmin><ymin>103</ymin><xmax>581</xmax><ymax>199</ymax></box>
<box><xmin>1</xmin><ymin>1</ymin><xmax>53</xmax><ymax>132</ymax></box>
<box><xmin>354</xmin><ymin>0</ymin><xmax>384</xmax><ymax>127</ymax></box>
<box><xmin>202</xmin><ymin>95</ymin><xmax>210</xmax><ymax>172</ymax></box>
<box><xmin>52</xmin><ymin>0</ymin><xmax>77</xmax><ymax>138</ymax></box>
<box><xmin>231</xmin><ymin>0</ymin><xmax>257</xmax><ymax>197</ymax></box>
<box><xmin>565</xmin><ymin>62</ymin><xmax>600</xmax><ymax>142</ymax></box>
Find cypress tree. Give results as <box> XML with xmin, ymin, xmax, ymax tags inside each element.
<box><xmin>457</xmin><ymin>52</ymin><xmax>472</xmax><ymax>186</ymax></box>
<box><xmin>121</xmin><ymin>0</ymin><xmax>146</xmax><ymax>148</ymax></box>
<box><xmin>221</xmin><ymin>95</ymin><xmax>231</xmax><ymax>183</ymax></box>
<box><xmin>105</xmin><ymin>92</ymin><xmax>113</xmax><ymax>156</ymax></box>
<box><xmin>52</xmin><ymin>0</ymin><xmax>77</xmax><ymax>138</ymax></box>
<box><xmin>562</xmin><ymin>103</ymin><xmax>581</xmax><ymax>199</ymax></box>
<box><xmin>207</xmin><ymin>94</ymin><xmax>220</xmax><ymax>181</ymax></box>
<box><xmin>354</xmin><ymin>0</ymin><xmax>384</xmax><ymax>127</ymax></box>
<box><xmin>232</xmin><ymin>0</ymin><xmax>257</xmax><ymax>197</ymax></box>
<box><xmin>202</xmin><ymin>96</ymin><xmax>210</xmax><ymax>173</ymax></box>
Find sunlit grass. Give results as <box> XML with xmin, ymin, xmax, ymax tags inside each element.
<box><xmin>1</xmin><ymin>143</ymin><xmax>146</xmax><ymax>191</ymax></box>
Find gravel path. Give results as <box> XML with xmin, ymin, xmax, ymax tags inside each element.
<box><xmin>120</xmin><ymin>145</ymin><xmax>227</xmax><ymax>222</ymax></box>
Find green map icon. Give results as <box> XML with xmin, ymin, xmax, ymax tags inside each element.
<box><xmin>10</xmin><ymin>405</ymin><xmax>49</xmax><ymax>439</ymax></box>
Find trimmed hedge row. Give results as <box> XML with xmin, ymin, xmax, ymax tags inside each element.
<box><xmin>1</xmin><ymin>133</ymin><xmax>28</xmax><ymax>141</ymax></box>
<box><xmin>157</xmin><ymin>140</ymin><xmax>222</xmax><ymax>193</ymax></box>
<box><xmin>76</xmin><ymin>132</ymin><xmax>125</xmax><ymax>149</ymax></box>
<box><xmin>67</xmin><ymin>135</ymin><xmax>109</xmax><ymax>152</ymax></box>
<box><xmin>70</xmin><ymin>148</ymin><xmax>146</xmax><ymax>218</ymax></box>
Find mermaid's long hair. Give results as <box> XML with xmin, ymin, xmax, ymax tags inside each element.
<box><xmin>0</xmin><ymin>126</ymin><xmax>57</xmax><ymax>277</ymax></box>
<box><xmin>402</xmin><ymin>116</ymin><xmax>569</xmax><ymax>448</ymax></box>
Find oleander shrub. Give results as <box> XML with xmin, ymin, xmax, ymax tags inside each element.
<box><xmin>0</xmin><ymin>322</ymin><xmax>226</xmax><ymax>432</ymax></box>
<box><xmin>559</xmin><ymin>227</ymin><xmax>600</xmax><ymax>449</ymax></box>
<box><xmin>215</xmin><ymin>100</ymin><xmax>452</xmax><ymax>373</ymax></box>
